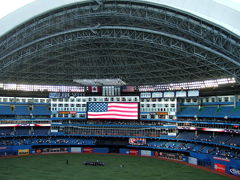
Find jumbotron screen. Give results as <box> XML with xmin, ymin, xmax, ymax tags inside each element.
<box><xmin>87</xmin><ymin>102</ymin><xmax>139</xmax><ymax>120</ymax></box>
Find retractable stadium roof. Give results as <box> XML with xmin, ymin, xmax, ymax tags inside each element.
<box><xmin>0</xmin><ymin>0</ymin><xmax>239</xmax><ymax>86</ymax></box>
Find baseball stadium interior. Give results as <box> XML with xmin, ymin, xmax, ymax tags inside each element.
<box><xmin>0</xmin><ymin>0</ymin><xmax>240</xmax><ymax>178</ymax></box>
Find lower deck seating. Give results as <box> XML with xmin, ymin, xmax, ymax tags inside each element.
<box><xmin>212</xmin><ymin>133</ymin><xmax>231</xmax><ymax>144</ymax></box>
<box><xmin>176</xmin><ymin>131</ymin><xmax>195</xmax><ymax>139</ymax></box>
<box><xmin>14</xmin><ymin>128</ymin><xmax>31</xmax><ymax>135</ymax></box>
<box><xmin>226</xmin><ymin>136</ymin><xmax>240</xmax><ymax>146</ymax></box>
<box><xmin>0</xmin><ymin>128</ymin><xmax>13</xmax><ymax>136</ymax></box>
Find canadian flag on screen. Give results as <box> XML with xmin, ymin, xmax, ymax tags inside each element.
<box><xmin>91</xmin><ymin>86</ymin><xmax>98</xmax><ymax>93</ymax></box>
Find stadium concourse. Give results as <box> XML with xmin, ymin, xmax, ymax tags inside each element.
<box><xmin>0</xmin><ymin>0</ymin><xmax>240</xmax><ymax>178</ymax></box>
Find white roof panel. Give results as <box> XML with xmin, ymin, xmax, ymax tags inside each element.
<box><xmin>0</xmin><ymin>0</ymin><xmax>240</xmax><ymax>36</ymax></box>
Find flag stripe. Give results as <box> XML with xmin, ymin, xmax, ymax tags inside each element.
<box><xmin>108</xmin><ymin>106</ymin><xmax>137</xmax><ymax>109</ymax></box>
<box><xmin>88</xmin><ymin>115</ymin><xmax>138</xmax><ymax>119</ymax></box>
<box><xmin>108</xmin><ymin>110</ymin><xmax>138</xmax><ymax>113</ymax></box>
<box><xmin>109</xmin><ymin>103</ymin><xmax>137</xmax><ymax>106</ymax></box>
<box><xmin>88</xmin><ymin>114</ymin><xmax>137</xmax><ymax>117</ymax></box>
<box><xmin>108</xmin><ymin>108</ymin><xmax>137</xmax><ymax>112</ymax></box>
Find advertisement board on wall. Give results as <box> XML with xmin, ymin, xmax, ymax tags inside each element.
<box><xmin>214</xmin><ymin>163</ymin><xmax>226</xmax><ymax>173</ymax></box>
<box><xmin>59</xmin><ymin>111</ymin><xmax>77</xmax><ymax>114</ymax></box>
<box><xmin>129</xmin><ymin>149</ymin><xmax>139</xmax><ymax>155</ymax></box>
<box><xmin>84</xmin><ymin>147</ymin><xmax>93</xmax><ymax>153</ymax></box>
<box><xmin>213</xmin><ymin>156</ymin><xmax>230</xmax><ymax>162</ymax></box>
<box><xmin>18</xmin><ymin>149</ymin><xmax>29</xmax><ymax>155</ymax></box>
<box><xmin>188</xmin><ymin>157</ymin><xmax>198</xmax><ymax>165</ymax></box>
<box><xmin>71</xmin><ymin>147</ymin><xmax>82</xmax><ymax>153</ymax></box>
<box><xmin>140</xmin><ymin>150</ymin><xmax>151</xmax><ymax>156</ymax></box>
<box><xmin>229</xmin><ymin>167</ymin><xmax>240</xmax><ymax>176</ymax></box>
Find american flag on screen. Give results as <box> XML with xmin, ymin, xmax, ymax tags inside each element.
<box><xmin>122</xmin><ymin>86</ymin><xmax>136</xmax><ymax>92</ymax></box>
<box><xmin>88</xmin><ymin>103</ymin><xmax>138</xmax><ymax>119</ymax></box>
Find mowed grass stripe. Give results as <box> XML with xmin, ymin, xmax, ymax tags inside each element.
<box><xmin>0</xmin><ymin>154</ymin><xmax>230</xmax><ymax>180</ymax></box>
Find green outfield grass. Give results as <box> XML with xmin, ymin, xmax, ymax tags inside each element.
<box><xmin>0</xmin><ymin>154</ymin><xmax>230</xmax><ymax>180</ymax></box>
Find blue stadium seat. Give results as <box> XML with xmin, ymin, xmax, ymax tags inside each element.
<box><xmin>0</xmin><ymin>105</ymin><xmax>14</xmax><ymax>115</ymax></box>
<box><xmin>15</xmin><ymin>105</ymin><xmax>30</xmax><ymax>115</ymax></box>
<box><xmin>32</xmin><ymin>105</ymin><xmax>51</xmax><ymax>116</ymax></box>
<box><xmin>177</xmin><ymin>106</ymin><xmax>199</xmax><ymax>117</ymax></box>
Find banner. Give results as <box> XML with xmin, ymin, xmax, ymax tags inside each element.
<box><xmin>0</xmin><ymin>124</ymin><xmax>51</xmax><ymax>127</ymax></box>
<box><xmin>36</xmin><ymin>149</ymin><xmax>42</xmax><ymax>153</ymax></box>
<box><xmin>214</xmin><ymin>163</ymin><xmax>226</xmax><ymax>173</ymax></box>
<box><xmin>59</xmin><ymin>111</ymin><xmax>77</xmax><ymax>114</ymax></box>
<box><xmin>213</xmin><ymin>156</ymin><xmax>230</xmax><ymax>162</ymax></box>
<box><xmin>157</xmin><ymin>112</ymin><xmax>168</xmax><ymax>115</ymax></box>
<box><xmin>129</xmin><ymin>149</ymin><xmax>139</xmax><ymax>155</ymax></box>
<box><xmin>71</xmin><ymin>147</ymin><xmax>82</xmax><ymax>153</ymax></box>
<box><xmin>140</xmin><ymin>150</ymin><xmax>151</xmax><ymax>156</ymax></box>
<box><xmin>18</xmin><ymin>149</ymin><xmax>29</xmax><ymax>155</ymax></box>
<box><xmin>188</xmin><ymin>157</ymin><xmax>198</xmax><ymax>165</ymax></box>
<box><xmin>84</xmin><ymin>147</ymin><xmax>93</xmax><ymax>153</ymax></box>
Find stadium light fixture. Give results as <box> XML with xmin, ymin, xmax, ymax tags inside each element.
<box><xmin>138</xmin><ymin>77</ymin><xmax>236</xmax><ymax>92</ymax></box>
<box><xmin>0</xmin><ymin>83</ymin><xmax>85</xmax><ymax>92</ymax></box>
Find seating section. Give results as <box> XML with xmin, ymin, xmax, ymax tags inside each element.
<box><xmin>177</xmin><ymin>107</ymin><xmax>199</xmax><ymax>117</ymax></box>
<box><xmin>32</xmin><ymin>106</ymin><xmax>51</xmax><ymax>116</ymax></box>
<box><xmin>0</xmin><ymin>137</ymin><xmax>96</xmax><ymax>146</ymax></box>
<box><xmin>0</xmin><ymin>128</ymin><xmax>13</xmax><ymax>136</ymax></box>
<box><xmin>212</xmin><ymin>133</ymin><xmax>231</xmax><ymax>144</ymax></box>
<box><xmin>32</xmin><ymin>127</ymin><xmax>50</xmax><ymax>135</ymax></box>
<box><xmin>226</xmin><ymin>136</ymin><xmax>240</xmax><ymax>146</ymax></box>
<box><xmin>14</xmin><ymin>128</ymin><xmax>31</xmax><ymax>135</ymax></box>
<box><xmin>0</xmin><ymin>104</ymin><xmax>51</xmax><ymax>117</ymax></box>
<box><xmin>147</xmin><ymin>140</ymin><xmax>240</xmax><ymax>159</ymax></box>
<box><xmin>0</xmin><ymin>105</ymin><xmax>14</xmax><ymax>115</ymax></box>
<box><xmin>215</xmin><ymin>107</ymin><xmax>233</xmax><ymax>118</ymax></box>
<box><xmin>229</xmin><ymin>107</ymin><xmax>240</xmax><ymax>118</ymax></box>
<box><xmin>0</xmin><ymin>127</ymin><xmax>51</xmax><ymax>136</ymax></box>
<box><xmin>195</xmin><ymin>132</ymin><xmax>212</xmax><ymax>142</ymax></box>
<box><xmin>176</xmin><ymin>131</ymin><xmax>195</xmax><ymax>139</ymax></box>
<box><xmin>177</xmin><ymin>105</ymin><xmax>240</xmax><ymax>118</ymax></box>
<box><xmin>200</xmin><ymin>146</ymin><xmax>214</xmax><ymax>153</ymax></box>
<box><xmin>197</xmin><ymin>107</ymin><xmax>218</xmax><ymax>118</ymax></box>
<box><xmin>15</xmin><ymin>105</ymin><xmax>30</xmax><ymax>115</ymax></box>
<box><xmin>176</xmin><ymin>131</ymin><xmax>240</xmax><ymax>146</ymax></box>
